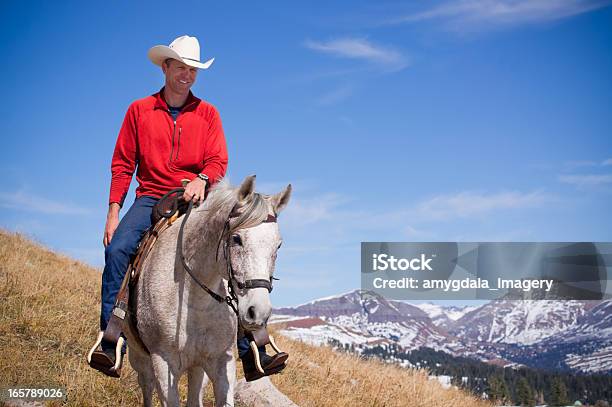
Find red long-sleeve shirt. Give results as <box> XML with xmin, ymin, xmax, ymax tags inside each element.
<box><xmin>109</xmin><ymin>88</ymin><xmax>228</xmax><ymax>206</ymax></box>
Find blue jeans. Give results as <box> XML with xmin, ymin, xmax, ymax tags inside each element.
<box><xmin>237</xmin><ymin>332</ymin><xmax>265</xmax><ymax>359</ymax></box>
<box><xmin>99</xmin><ymin>195</ymin><xmax>254</xmax><ymax>356</ymax></box>
<box><xmin>100</xmin><ymin>196</ymin><xmax>157</xmax><ymax>351</ymax></box>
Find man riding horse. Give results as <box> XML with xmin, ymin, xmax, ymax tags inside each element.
<box><xmin>90</xmin><ymin>35</ymin><xmax>288</xmax><ymax>381</ymax></box>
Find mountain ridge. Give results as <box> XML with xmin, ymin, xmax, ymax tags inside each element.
<box><xmin>272</xmin><ymin>289</ymin><xmax>611</xmax><ymax>374</ymax></box>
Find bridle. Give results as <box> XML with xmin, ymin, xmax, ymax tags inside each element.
<box><xmin>173</xmin><ymin>191</ymin><xmax>278</xmax><ymax>316</ymax></box>
<box><xmin>217</xmin><ymin>209</ymin><xmax>278</xmax><ymax>314</ymax></box>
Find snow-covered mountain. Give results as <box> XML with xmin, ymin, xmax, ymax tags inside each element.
<box><xmin>536</xmin><ymin>300</ymin><xmax>612</xmax><ymax>373</ymax></box>
<box><xmin>273</xmin><ymin>290</ymin><xmax>460</xmax><ymax>353</ymax></box>
<box><xmin>411</xmin><ymin>302</ymin><xmax>478</xmax><ymax>331</ymax></box>
<box><xmin>449</xmin><ymin>299</ymin><xmax>594</xmax><ymax>345</ymax></box>
<box><xmin>272</xmin><ymin>290</ymin><xmax>612</xmax><ymax>374</ymax></box>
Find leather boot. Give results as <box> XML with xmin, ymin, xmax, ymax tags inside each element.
<box><xmin>89</xmin><ymin>346</ymin><xmax>122</xmax><ymax>378</ymax></box>
<box><xmin>241</xmin><ymin>350</ymin><xmax>289</xmax><ymax>382</ymax></box>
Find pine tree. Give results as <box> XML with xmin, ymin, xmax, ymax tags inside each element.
<box><xmin>516</xmin><ymin>377</ymin><xmax>535</xmax><ymax>407</ymax></box>
<box><xmin>550</xmin><ymin>377</ymin><xmax>569</xmax><ymax>406</ymax></box>
<box><xmin>488</xmin><ymin>375</ymin><xmax>510</xmax><ymax>404</ymax></box>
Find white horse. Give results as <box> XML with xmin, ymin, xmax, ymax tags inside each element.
<box><xmin>124</xmin><ymin>175</ymin><xmax>291</xmax><ymax>407</ymax></box>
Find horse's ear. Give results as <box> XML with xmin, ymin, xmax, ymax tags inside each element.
<box><xmin>237</xmin><ymin>175</ymin><xmax>256</xmax><ymax>202</ymax></box>
<box><xmin>271</xmin><ymin>184</ymin><xmax>292</xmax><ymax>214</ymax></box>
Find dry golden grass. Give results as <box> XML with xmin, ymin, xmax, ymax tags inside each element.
<box><xmin>0</xmin><ymin>230</ymin><xmax>146</xmax><ymax>406</ymax></box>
<box><xmin>0</xmin><ymin>230</ymin><xmax>492</xmax><ymax>406</ymax></box>
<box><xmin>269</xmin><ymin>331</ymin><xmax>492</xmax><ymax>407</ymax></box>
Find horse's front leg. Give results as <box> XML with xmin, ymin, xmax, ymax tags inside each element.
<box><xmin>204</xmin><ymin>351</ymin><xmax>236</xmax><ymax>407</ymax></box>
<box><xmin>151</xmin><ymin>353</ymin><xmax>181</xmax><ymax>407</ymax></box>
<box><xmin>187</xmin><ymin>365</ymin><xmax>209</xmax><ymax>407</ymax></box>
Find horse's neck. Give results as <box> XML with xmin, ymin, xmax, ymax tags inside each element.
<box><xmin>182</xmin><ymin>199</ymin><xmax>234</xmax><ymax>285</ymax></box>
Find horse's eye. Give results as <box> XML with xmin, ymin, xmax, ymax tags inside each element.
<box><xmin>232</xmin><ymin>235</ymin><xmax>242</xmax><ymax>246</ymax></box>
<box><xmin>277</xmin><ymin>241</ymin><xmax>282</xmax><ymax>250</ymax></box>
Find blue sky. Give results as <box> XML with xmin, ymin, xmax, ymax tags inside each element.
<box><xmin>1</xmin><ymin>1</ymin><xmax>611</xmax><ymax>307</ymax></box>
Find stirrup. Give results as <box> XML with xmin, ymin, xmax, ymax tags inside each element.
<box><xmin>86</xmin><ymin>331</ymin><xmax>125</xmax><ymax>377</ymax></box>
<box><xmin>249</xmin><ymin>334</ymin><xmax>285</xmax><ymax>374</ymax></box>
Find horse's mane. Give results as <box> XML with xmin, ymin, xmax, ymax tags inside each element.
<box><xmin>196</xmin><ymin>178</ymin><xmax>271</xmax><ymax>234</ymax></box>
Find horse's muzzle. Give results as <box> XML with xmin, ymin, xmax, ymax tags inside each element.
<box><xmin>239</xmin><ymin>298</ymin><xmax>271</xmax><ymax>331</ymax></box>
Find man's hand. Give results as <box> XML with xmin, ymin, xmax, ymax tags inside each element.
<box><xmin>103</xmin><ymin>203</ymin><xmax>121</xmax><ymax>247</ymax></box>
<box><xmin>183</xmin><ymin>177</ymin><xmax>207</xmax><ymax>204</ymax></box>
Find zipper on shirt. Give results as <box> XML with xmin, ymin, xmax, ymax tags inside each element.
<box><xmin>175</xmin><ymin>126</ymin><xmax>182</xmax><ymax>160</ymax></box>
<box><xmin>169</xmin><ymin>119</ymin><xmax>176</xmax><ymax>162</ymax></box>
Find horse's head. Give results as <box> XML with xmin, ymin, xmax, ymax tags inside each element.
<box><xmin>225</xmin><ymin>175</ymin><xmax>291</xmax><ymax>331</ymax></box>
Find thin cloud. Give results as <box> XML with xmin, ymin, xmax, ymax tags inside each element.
<box><xmin>339</xmin><ymin>116</ymin><xmax>355</xmax><ymax>127</ymax></box>
<box><xmin>317</xmin><ymin>84</ymin><xmax>353</xmax><ymax>106</ymax></box>
<box><xmin>403</xmin><ymin>225</ymin><xmax>436</xmax><ymax>239</ymax></box>
<box><xmin>283</xmin><ymin>188</ymin><xmax>550</xmax><ymax>229</ymax></box>
<box><xmin>414</xmin><ymin>190</ymin><xmax>549</xmax><ymax>220</ymax></box>
<box><xmin>304</xmin><ymin>37</ymin><xmax>409</xmax><ymax>72</ymax></box>
<box><xmin>390</xmin><ymin>0</ymin><xmax>611</xmax><ymax>31</ymax></box>
<box><xmin>563</xmin><ymin>159</ymin><xmax>599</xmax><ymax>170</ymax></box>
<box><xmin>564</xmin><ymin>158</ymin><xmax>612</xmax><ymax>169</ymax></box>
<box><xmin>559</xmin><ymin>174</ymin><xmax>612</xmax><ymax>187</ymax></box>
<box><xmin>282</xmin><ymin>186</ymin><xmax>550</xmax><ymax>236</ymax></box>
<box><xmin>0</xmin><ymin>189</ymin><xmax>90</xmax><ymax>215</ymax></box>
<box><xmin>356</xmin><ymin>191</ymin><xmax>549</xmax><ymax>225</ymax></box>
<box><xmin>283</xmin><ymin>193</ymin><xmax>351</xmax><ymax>228</ymax></box>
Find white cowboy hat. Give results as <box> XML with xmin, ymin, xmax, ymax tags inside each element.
<box><xmin>148</xmin><ymin>35</ymin><xmax>214</xmax><ymax>70</ymax></box>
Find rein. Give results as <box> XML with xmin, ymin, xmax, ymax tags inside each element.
<box><xmin>159</xmin><ymin>189</ymin><xmax>277</xmax><ymax>316</ymax></box>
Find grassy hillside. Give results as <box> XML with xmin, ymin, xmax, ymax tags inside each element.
<box><xmin>0</xmin><ymin>230</ymin><xmax>492</xmax><ymax>406</ymax></box>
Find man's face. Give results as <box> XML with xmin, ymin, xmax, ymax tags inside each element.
<box><xmin>162</xmin><ymin>59</ymin><xmax>198</xmax><ymax>94</ymax></box>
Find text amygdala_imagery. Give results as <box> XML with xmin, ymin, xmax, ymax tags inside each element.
<box><xmin>361</xmin><ymin>242</ymin><xmax>611</xmax><ymax>301</ymax></box>
<box><xmin>372</xmin><ymin>276</ymin><xmax>553</xmax><ymax>292</ymax></box>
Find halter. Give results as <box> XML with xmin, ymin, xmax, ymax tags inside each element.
<box><xmin>176</xmin><ymin>193</ymin><xmax>278</xmax><ymax>316</ymax></box>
